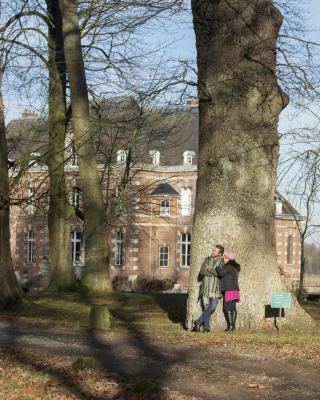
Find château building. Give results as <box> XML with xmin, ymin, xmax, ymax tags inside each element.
<box><xmin>7</xmin><ymin>99</ymin><xmax>303</xmax><ymax>290</ymax></box>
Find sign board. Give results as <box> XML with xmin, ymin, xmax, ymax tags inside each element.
<box><xmin>271</xmin><ymin>292</ymin><xmax>292</xmax><ymax>309</ymax></box>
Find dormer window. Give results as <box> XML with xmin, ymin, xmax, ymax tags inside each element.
<box><xmin>29</xmin><ymin>152</ymin><xmax>41</xmax><ymax>167</ymax></box>
<box><xmin>160</xmin><ymin>200</ymin><xmax>170</xmax><ymax>216</ymax></box>
<box><xmin>117</xmin><ymin>149</ymin><xmax>128</xmax><ymax>164</ymax></box>
<box><xmin>149</xmin><ymin>150</ymin><xmax>160</xmax><ymax>165</ymax></box>
<box><xmin>183</xmin><ymin>151</ymin><xmax>195</xmax><ymax>165</ymax></box>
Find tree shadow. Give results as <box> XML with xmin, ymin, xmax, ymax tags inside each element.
<box><xmin>1</xmin><ymin>296</ymin><xmax>193</xmax><ymax>399</ymax></box>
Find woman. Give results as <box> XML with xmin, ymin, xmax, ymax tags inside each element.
<box><xmin>216</xmin><ymin>251</ymin><xmax>240</xmax><ymax>332</ymax></box>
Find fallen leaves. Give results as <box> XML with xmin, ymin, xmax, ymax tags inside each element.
<box><xmin>246</xmin><ymin>383</ymin><xmax>267</xmax><ymax>389</ymax></box>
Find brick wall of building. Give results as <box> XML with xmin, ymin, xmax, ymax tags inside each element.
<box><xmin>9</xmin><ymin>163</ymin><xmax>303</xmax><ymax>292</ymax></box>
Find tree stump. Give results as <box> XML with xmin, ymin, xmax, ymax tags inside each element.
<box><xmin>89</xmin><ymin>305</ymin><xmax>111</xmax><ymax>330</ymax></box>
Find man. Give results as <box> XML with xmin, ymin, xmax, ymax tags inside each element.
<box><xmin>193</xmin><ymin>244</ymin><xmax>224</xmax><ymax>332</ymax></box>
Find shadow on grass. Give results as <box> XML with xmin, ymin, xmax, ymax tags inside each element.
<box><xmin>1</xmin><ymin>292</ymin><xmax>193</xmax><ymax>399</ymax></box>
<box><xmin>149</xmin><ymin>292</ymin><xmax>188</xmax><ymax>326</ymax></box>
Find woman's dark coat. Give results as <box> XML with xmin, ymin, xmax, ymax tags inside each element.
<box><xmin>216</xmin><ymin>260</ymin><xmax>240</xmax><ymax>292</ymax></box>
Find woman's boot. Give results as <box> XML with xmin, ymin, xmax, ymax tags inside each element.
<box><xmin>231</xmin><ymin>310</ymin><xmax>237</xmax><ymax>331</ymax></box>
<box><xmin>223</xmin><ymin>310</ymin><xmax>232</xmax><ymax>331</ymax></box>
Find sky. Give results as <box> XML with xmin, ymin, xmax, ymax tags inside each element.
<box><xmin>4</xmin><ymin>0</ymin><xmax>320</xmax><ymax>242</ymax></box>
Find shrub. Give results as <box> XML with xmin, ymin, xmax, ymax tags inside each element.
<box><xmin>112</xmin><ymin>276</ymin><xmax>175</xmax><ymax>293</ymax></box>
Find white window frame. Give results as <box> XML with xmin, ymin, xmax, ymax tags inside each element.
<box><xmin>159</xmin><ymin>244</ymin><xmax>169</xmax><ymax>268</ymax></box>
<box><xmin>72</xmin><ymin>187</ymin><xmax>80</xmax><ymax>209</ymax></box>
<box><xmin>183</xmin><ymin>151</ymin><xmax>195</xmax><ymax>165</ymax></box>
<box><xmin>160</xmin><ymin>199</ymin><xmax>170</xmax><ymax>216</ymax></box>
<box><xmin>71</xmin><ymin>230</ymin><xmax>82</xmax><ymax>264</ymax></box>
<box><xmin>149</xmin><ymin>150</ymin><xmax>160</xmax><ymax>165</ymax></box>
<box><xmin>181</xmin><ymin>232</ymin><xmax>191</xmax><ymax>267</ymax></box>
<box><xmin>114</xmin><ymin>230</ymin><xmax>124</xmax><ymax>266</ymax></box>
<box><xmin>27</xmin><ymin>230</ymin><xmax>35</xmax><ymax>263</ymax></box>
<box><xmin>181</xmin><ymin>187</ymin><xmax>192</xmax><ymax>216</ymax></box>
<box><xmin>117</xmin><ymin>149</ymin><xmax>128</xmax><ymax>164</ymax></box>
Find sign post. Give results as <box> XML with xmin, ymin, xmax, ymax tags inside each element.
<box><xmin>271</xmin><ymin>292</ymin><xmax>292</xmax><ymax>332</ymax></box>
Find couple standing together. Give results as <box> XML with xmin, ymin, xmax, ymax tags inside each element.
<box><xmin>193</xmin><ymin>245</ymin><xmax>240</xmax><ymax>333</ymax></box>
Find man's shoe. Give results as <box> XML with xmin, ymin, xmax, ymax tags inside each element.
<box><xmin>192</xmin><ymin>322</ymin><xmax>200</xmax><ymax>332</ymax></box>
<box><xmin>203</xmin><ymin>328</ymin><xmax>211</xmax><ymax>333</ymax></box>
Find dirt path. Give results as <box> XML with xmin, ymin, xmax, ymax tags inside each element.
<box><xmin>0</xmin><ymin>321</ymin><xmax>319</xmax><ymax>400</ymax></box>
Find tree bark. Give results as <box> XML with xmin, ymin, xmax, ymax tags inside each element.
<box><xmin>187</xmin><ymin>0</ymin><xmax>312</xmax><ymax>329</ymax></box>
<box><xmin>0</xmin><ymin>76</ymin><xmax>23</xmax><ymax>307</ymax></box>
<box><xmin>46</xmin><ymin>0</ymin><xmax>74</xmax><ymax>290</ymax></box>
<box><xmin>58</xmin><ymin>0</ymin><xmax>112</xmax><ymax>294</ymax></box>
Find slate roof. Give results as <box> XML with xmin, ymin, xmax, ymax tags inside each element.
<box><xmin>275</xmin><ymin>191</ymin><xmax>304</xmax><ymax>220</ymax></box>
<box><xmin>150</xmin><ymin>182</ymin><xmax>179</xmax><ymax>197</ymax></box>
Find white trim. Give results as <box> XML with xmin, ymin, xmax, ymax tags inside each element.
<box><xmin>159</xmin><ymin>244</ymin><xmax>169</xmax><ymax>268</ymax></box>
<box><xmin>181</xmin><ymin>232</ymin><xmax>191</xmax><ymax>267</ymax></box>
<box><xmin>160</xmin><ymin>199</ymin><xmax>170</xmax><ymax>216</ymax></box>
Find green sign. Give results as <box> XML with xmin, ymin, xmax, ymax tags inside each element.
<box><xmin>271</xmin><ymin>292</ymin><xmax>292</xmax><ymax>309</ymax></box>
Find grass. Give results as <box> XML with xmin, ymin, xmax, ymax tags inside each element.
<box><xmin>0</xmin><ymin>291</ymin><xmax>319</xmax><ymax>399</ymax></box>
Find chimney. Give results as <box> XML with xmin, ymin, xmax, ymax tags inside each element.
<box><xmin>21</xmin><ymin>108</ymin><xmax>38</xmax><ymax>119</ymax></box>
<box><xmin>185</xmin><ymin>97</ymin><xmax>199</xmax><ymax>107</ymax></box>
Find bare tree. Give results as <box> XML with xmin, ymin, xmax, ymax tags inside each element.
<box><xmin>186</xmin><ymin>0</ymin><xmax>312</xmax><ymax>329</ymax></box>
<box><xmin>280</xmin><ymin>145</ymin><xmax>320</xmax><ymax>299</ymax></box>
<box><xmin>0</xmin><ymin>20</ymin><xmax>23</xmax><ymax>306</ymax></box>
<box><xmin>46</xmin><ymin>0</ymin><xmax>75</xmax><ymax>290</ymax></box>
<box><xmin>57</xmin><ymin>0</ymin><xmax>113</xmax><ymax>295</ymax></box>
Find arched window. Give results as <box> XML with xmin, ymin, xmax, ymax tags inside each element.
<box><xmin>149</xmin><ymin>150</ymin><xmax>160</xmax><ymax>165</ymax></box>
<box><xmin>115</xmin><ymin>230</ymin><xmax>124</xmax><ymax>265</ymax></box>
<box><xmin>71</xmin><ymin>231</ymin><xmax>82</xmax><ymax>263</ymax></box>
<box><xmin>159</xmin><ymin>244</ymin><xmax>169</xmax><ymax>267</ymax></box>
<box><xmin>117</xmin><ymin>149</ymin><xmax>127</xmax><ymax>164</ymax></box>
<box><xmin>181</xmin><ymin>233</ymin><xmax>191</xmax><ymax>267</ymax></box>
<box><xmin>183</xmin><ymin>151</ymin><xmax>195</xmax><ymax>165</ymax></box>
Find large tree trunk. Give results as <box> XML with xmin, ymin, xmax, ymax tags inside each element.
<box><xmin>0</xmin><ymin>77</ymin><xmax>22</xmax><ymax>307</ymax></box>
<box><xmin>187</xmin><ymin>0</ymin><xmax>312</xmax><ymax>329</ymax></box>
<box><xmin>58</xmin><ymin>0</ymin><xmax>112</xmax><ymax>295</ymax></box>
<box><xmin>46</xmin><ymin>0</ymin><xmax>74</xmax><ymax>290</ymax></box>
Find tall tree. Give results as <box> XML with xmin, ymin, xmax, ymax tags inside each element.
<box><xmin>186</xmin><ymin>0</ymin><xmax>312</xmax><ymax>329</ymax></box>
<box><xmin>0</xmin><ymin>65</ymin><xmax>22</xmax><ymax>307</ymax></box>
<box><xmin>58</xmin><ymin>0</ymin><xmax>112</xmax><ymax>295</ymax></box>
<box><xmin>46</xmin><ymin>0</ymin><xmax>74</xmax><ymax>290</ymax></box>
